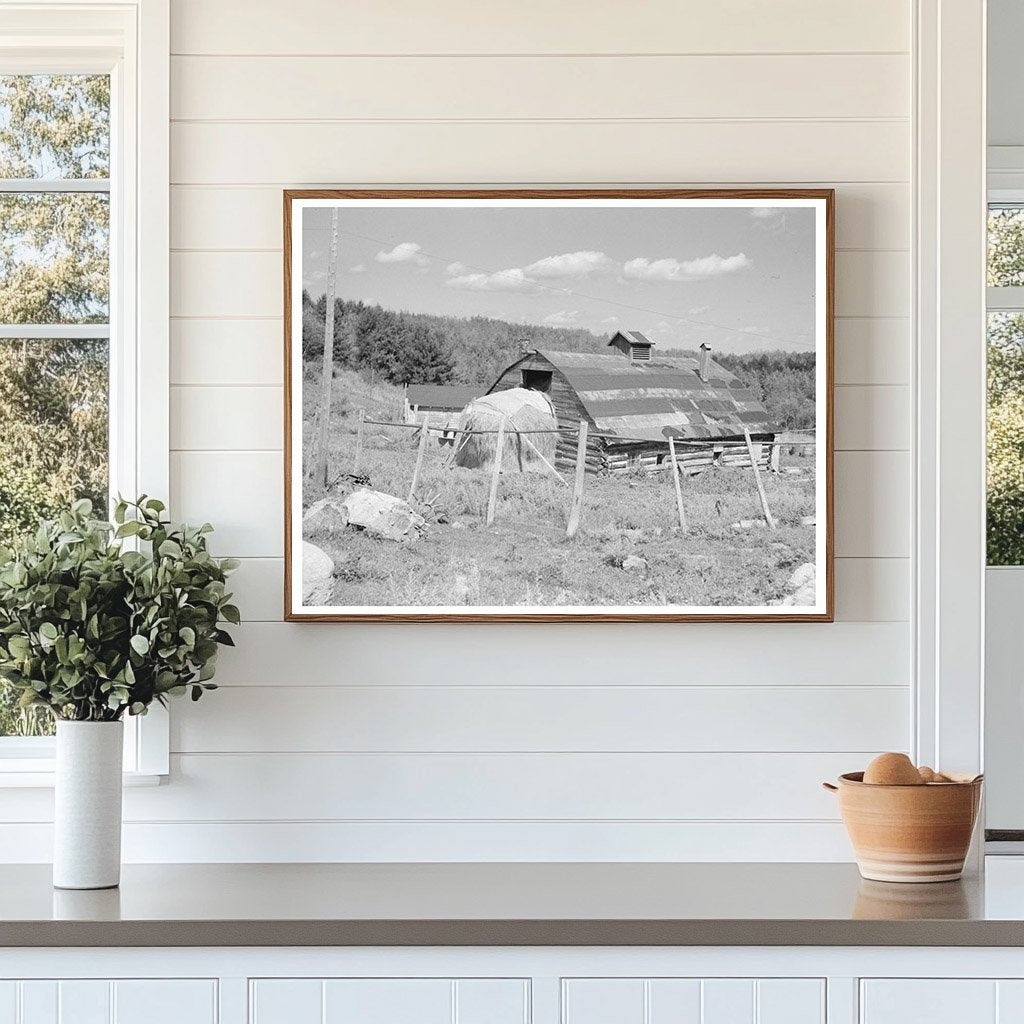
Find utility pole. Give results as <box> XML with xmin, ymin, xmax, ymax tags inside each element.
<box><xmin>312</xmin><ymin>208</ymin><xmax>339</xmax><ymax>487</ymax></box>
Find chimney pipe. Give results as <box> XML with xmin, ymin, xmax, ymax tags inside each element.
<box><xmin>698</xmin><ymin>343</ymin><xmax>711</xmax><ymax>381</ymax></box>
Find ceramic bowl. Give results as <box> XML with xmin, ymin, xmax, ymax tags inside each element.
<box><xmin>823</xmin><ymin>772</ymin><xmax>983</xmax><ymax>883</ymax></box>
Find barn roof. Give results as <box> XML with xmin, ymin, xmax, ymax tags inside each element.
<box><xmin>405</xmin><ymin>384</ymin><xmax>480</xmax><ymax>410</ymax></box>
<box><xmin>503</xmin><ymin>349</ymin><xmax>776</xmax><ymax>442</ymax></box>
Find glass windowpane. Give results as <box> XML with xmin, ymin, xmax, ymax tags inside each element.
<box><xmin>0</xmin><ymin>338</ymin><xmax>108</xmax><ymax>738</ymax></box>
<box><xmin>0</xmin><ymin>74</ymin><xmax>109</xmax><ymax>180</ymax></box>
<box><xmin>0</xmin><ymin>192</ymin><xmax>109</xmax><ymax>324</ymax></box>
<box><xmin>988</xmin><ymin>311</ymin><xmax>1024</xmax><ymax>565</ymax></box>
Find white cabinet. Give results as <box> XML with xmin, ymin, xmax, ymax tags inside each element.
<box><xmin>562</xmin><ymin>978</ymin><xmax>825</xmax><ymax>1024</ymax></box>
<box><xmin>249</xmin><ymin>978</ymin><xmax>529</xmax><ymax>1024</ymax></box>
<box><xmin>861</xmin><ymin>980</ymin><xmax>1024</xmax><ymax>1024</ymax></box>
<box><xmin>0</xmin><ymin>980</ymin><xmax>217</xmax><ymax>1024</ymax></box>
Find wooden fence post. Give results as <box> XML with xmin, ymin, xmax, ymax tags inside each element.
<box><xmin>408</xmin><ymin>413</ymin><xmax>429</xmax><ymax>502</ymax></box>
<box><xmin>667</xmin><ymin>436</ymin><xmax>688</xmax><ymax>533</ymax></box>
<box><xmin>566</xmin><ymin>420</ymin><xmax>589</xmax><ymax>539</ymax></box>
<box><xmin>311</xmin><ymin>207</ymin><xmax>339</xmax><ymax>486</ymax></box>
<box><xmin>353</xmin><ymin>408</ymin><xmax>365</xmax><ymax>475</ymax></box>
<box><xmin>486</xmin><ymin>416</ymin><xmax>507</xmax><ymax>526</ymax></box>
<box><xmin>743</xmin><ymin>428</ymin><xmax>776</xmax><ymax>529</ymax></box>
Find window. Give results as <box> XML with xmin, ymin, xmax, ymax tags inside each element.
<box><xmin>987</xmin><ymin>205</ymin><xmax>1024</xmax><ymax>565</ymax></box>
<box><xmin>0</xmin><ymin>2</ymin><xmax>169</xmax><ymax>778</ymax></box>
<box><xmin>0</xmin><ymin>74</ymin><xmax>111</xmax><ymax>738</ymax></box>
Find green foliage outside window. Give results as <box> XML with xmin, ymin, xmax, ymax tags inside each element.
<box><xmin>0</xmin><ymin>75</ymin><xmax>110</xmax><ymax>735</ymax></box>
<box><xmin>988</xmin><ymin>208</ymin><xmax>1024</xmax><ymax>565</ymax></box>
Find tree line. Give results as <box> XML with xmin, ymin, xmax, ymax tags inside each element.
<box><xmin>303</xmin><ymin>291</ymin><xmax>818</xmax><ymax>433</ymax></box>
<box><xmin>302</xmin><ymin>291</ymin><xmax>603</xmax><ymax>387</ymax></box>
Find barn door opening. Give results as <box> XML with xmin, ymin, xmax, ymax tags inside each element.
<box><xmin>521</xmin><ymin>368</ymin><xmax>552</xmax><ymax>392</ymax></box>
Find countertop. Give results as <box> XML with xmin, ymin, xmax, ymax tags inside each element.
<box><xmin>5</xmin><ymin>861</ymin><xmax>1024</xmax><ymax>947</ymax></box>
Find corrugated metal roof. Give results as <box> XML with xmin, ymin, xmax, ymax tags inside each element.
<box><xmin>406</xmin><ymin>384</ymin><xmax>481</xmax><ymax>410</ymax></box>
<box><xmin>531</xmin><ymin>349</ymin><xmax>777</xmax><ymax>441</ymax></box>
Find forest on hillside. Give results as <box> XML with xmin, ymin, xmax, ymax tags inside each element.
<box><xmin>302</xmin><ymin>292</ymin><xmax>817</xmax><ymax>431</ymax></box>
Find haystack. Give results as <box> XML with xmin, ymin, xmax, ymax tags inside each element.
<box><xmin>453</xmin><ymin>388</ymin><xmax>558</xmax><ymax>472</ymax></box>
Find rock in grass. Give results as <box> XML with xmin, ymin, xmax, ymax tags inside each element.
<box><xmin>302</xmin><ymin>541</ymin><xmax>334</xmax><ymax>604</ymax></box>
<box><xmin>622</xmin><ymin>555</ymin><xmax>648</xmax><ymax>573</ymax></box>
<box><xmin>303</xmin><ymin>497</ymin><xmax>349</xmax><ymax>535</ymax></box>
<box><xmin>341</xmin><ymin>488</ymin><xmax>426</xmax><ymax>543</ymax></box>
<box><xmin>781</xmin><ymin>561</ymin><xmax>816</xmax><ymax>606</ymax></box>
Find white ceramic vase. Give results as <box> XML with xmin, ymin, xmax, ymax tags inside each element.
<box><xmin>53</xmin><ymin>720</ymin><xmax>124</xmax><ymax>890</ymax></box>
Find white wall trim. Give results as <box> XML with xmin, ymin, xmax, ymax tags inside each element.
<box><xmin>914</xmin><ymin>0</ymin><xmax>987</xmax><ymax>777</ymax></box>
<box><xmin>0</xmin><ymin>0</ymin><xmax>170</xmax><ymax>778</ymax></box>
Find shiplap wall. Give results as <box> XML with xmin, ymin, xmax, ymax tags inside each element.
<box><xmin>2</xmin><ymin>0</ymin><xmax>915</xmax><ymax>861</ymax></box>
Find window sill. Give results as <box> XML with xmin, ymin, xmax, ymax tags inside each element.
<box><xmin>0</xmin><ymin>765</ymin><xmax>165</xmax><ymax>788</ymax></box>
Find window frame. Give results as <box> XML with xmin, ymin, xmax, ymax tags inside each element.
<box><xmin>0</xmin><ymin>0</ymin><xmax>169</xmax><ymax>783</ymax></box>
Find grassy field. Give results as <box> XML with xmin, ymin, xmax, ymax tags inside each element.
<box><xmin>303</xmin><ymin>388</ymin><xmax>818</xmax><ymax>610</ymax></box>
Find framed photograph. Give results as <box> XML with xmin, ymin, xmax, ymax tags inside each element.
<box><xmin>284</xmin><ymin>189</ymin><xmax>833</xmax><ymax>622</ymax></box>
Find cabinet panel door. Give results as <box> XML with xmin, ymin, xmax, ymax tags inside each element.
<box><xmin>563</xmin><ymin>978</ymin><xmax>824</xmax><ymax>1024</ymax></box>
<box><xmin>861</xmin><ymin>981</ymin><xmax>997</xmax><ymax>1024</ymax></box>
<box><xmin>250</xmin><ymin>979</ymin><xmax>323</xmax><ymax>1024</ymax></box>
<box><xmin>702</xmin><ymin>979</ymin><xmax>754</xmax><ymax>1024</ymax></box>
<box><xmin>0</xmin><ymin>983</ymin><xmax>16</xmax><ymax>1024</ymax></box>
<box><xmin>757</xmin><ymin>980</ymin><xmax>826</xmax><ymax>1024</ymax></box>
<box><xmin>251</xmin><ymin>979</ymin><xmax>528</xmax><ymax>1024</ymax></box>
<box><xmin>113</xmin><ymin>981</ymin><xmax>217</xmax><ymax>1024</ymax></box>
<box><xmin>323</xmin><ymin>980</ymin><xmax>451</xmax><ymax>1024</ymax></box>
<box><xmin>58</xmin><ymin>982</ymin><xmax>110</xmax><ymax>1024</ymax></box>
<box><xmin>563</xmin><ymin>980</ymin><xmax>645</xmax><ymax>1024</ymax></box>
<box><xmin>17</xmin><ymin>983</ymin><xmax>56</xmax><ymax>1024</ymax></box>
<box><xmin>456</xmin><ymin>980</ymin><xmax>529</xmax><ymax>1024</ymax></box>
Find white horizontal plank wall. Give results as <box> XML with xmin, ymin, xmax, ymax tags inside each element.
<box><xmin>0</xmin><ymin>0</ymin><xmax>915</xmax><ymax>862</ymax></box>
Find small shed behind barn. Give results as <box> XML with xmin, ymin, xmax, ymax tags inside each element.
<box><xmin>403</xmin><ymin>383</ymin><xmax>481</xmax><ymax>425</ymax></box>
<box><xmin>486</xmin><ymin>332</ymin><xmax>779</xmax><ymax>474</ymax></box>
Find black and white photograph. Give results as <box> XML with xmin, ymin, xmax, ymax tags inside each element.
<box><xmin>285</xmin><ymin>191</ymin><xmax>833</xmax><ymax>621</ymax></box>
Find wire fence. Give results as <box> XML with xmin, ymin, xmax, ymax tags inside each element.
<box><xmin>336</xmin><ymin>410</ymin><xmax>816</xmax><ymax>538</ymax></box>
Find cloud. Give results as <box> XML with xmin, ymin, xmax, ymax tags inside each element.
<box><xmin>600</xmin><ymin>316</ymin><xmax>619</xmax><ymax>324</ymax></box>
<box><xmin>687</xmin><ymin>305</ymin><xmax>710</xmax><ymax>316</ymax></box>
<box><xmin>348</xmin><ymin>263</ymin><xmax>366</xmax><ymax>274</ymax></box>
<box><xmin>375</xmin><ymin>241</ymin><xmax>430</xmax><ymax>267</ymax></box>
<box><xmin>622</xmin><ymin>252</ymin><xmax>750</xmax><ymax>282</ymax></box>
<box><xmin>543</xmin><ymin>310</ymin><xmax>581</xmax><ymax>326</ymax></box>
<box><xmin>445</xmin><ymin>268</ymin><xmax>539</xmax><ymax>293</ymax></box>
<box><xmin>524</xmin><ymin>250</ymin><xmax>613</xmax><ymax>279</ymax></box>
<box><xmin>445</xmin><ymin>261</ymin><xmax>469</xmax><ymax>276</ymax></box>
<box><xmin>750</xmin><ymin>207</ymin><xmax>787</xmax><ymax>232</ymax></box>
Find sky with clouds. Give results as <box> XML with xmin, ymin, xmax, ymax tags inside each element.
<box><xmin>301</xmin><ymin>203</ymin><xmax>817</xmax><ymax>354</ymax></box>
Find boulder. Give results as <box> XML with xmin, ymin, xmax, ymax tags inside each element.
<box><xmin>302</xmin><ymin>541</ymin><xmax>334</xmax><ymax>604</ymax></box>
<box><xmin>303</xmin><ymin>497</ymin><xmax>349</xmax><ymax>535</ymax></box>
<box><xmin>341</xmin><ymin>488</ymin><xmax>426</xmax><ymax>543</ymax></box>
<box><xmin>782</xmin><ymin>561</ymin><xmax>816</xmax><ymax>606</ymax></box>
<box><xmin>622</xmin><ymin>555</ymin><xmax>648</xmax><ymax>573</ymax></box>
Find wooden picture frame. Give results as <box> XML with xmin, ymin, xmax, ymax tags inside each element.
<box><xmin>284</xmin><ymin>189</ymin><xmax>834</xmax><ymax>622</ymax></box>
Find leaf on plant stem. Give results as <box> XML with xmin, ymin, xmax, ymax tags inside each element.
<box><xmin>159</xmin><ymin>539</ymin><xmax>182</xmax><ymax>559</ymax></box>
<box><xmin>129</xmin><ymin>634</ymin><xmax>150</xmax><ymax>656</ymax></box>
<box><xmin>39</xmin><ymin>622</ymin><xmax>58</xmax><ymax>641</ymax></box>
<box><xmin>220</xmin><ymin>604</ymin><xmax>240</xmax><ymax>625</ymax></box>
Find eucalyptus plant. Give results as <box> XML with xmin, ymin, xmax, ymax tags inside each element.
<box><xmin>0</xmin><ymin>496</ymin><xmax>239</xmax><ymax>722</ymax></box>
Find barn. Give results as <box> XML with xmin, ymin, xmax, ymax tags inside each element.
<box><xmin>486</xmin><ymin>331</ymin><xmax>779</xmax><ymax>475</ymax></box>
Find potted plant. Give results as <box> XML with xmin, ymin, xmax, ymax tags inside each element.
<box><xmin>0</xmin><ymin>497</ymin><xmax>239</xmax><ymax>889</ymax></box>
